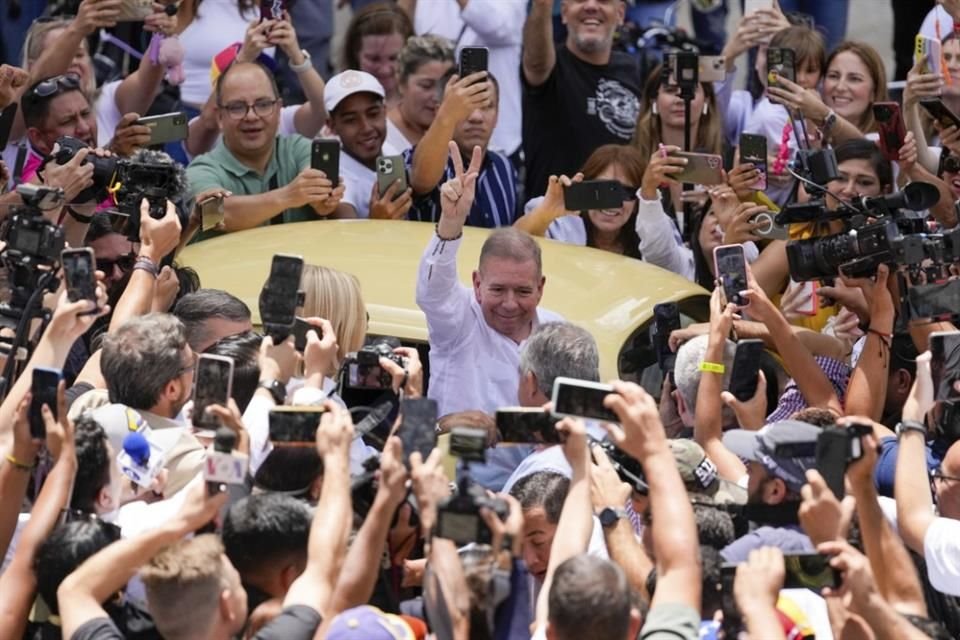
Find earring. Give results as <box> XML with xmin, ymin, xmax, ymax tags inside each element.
<box><xmin>652</xmin><ymin>102</ymin><xmax>659</xmax><ymax>115</ymax></box>
<box><xmin>703</xmin><ymin>103</ymin><xmax>709</xmax><ymax>116</ymax></box>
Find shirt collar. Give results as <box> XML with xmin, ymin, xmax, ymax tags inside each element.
<box><xmin>215</xmin><ymin>139</ymin><xmax>277</xmax><ymax>179</ymax></box>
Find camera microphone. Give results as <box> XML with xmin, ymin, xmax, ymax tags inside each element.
<box><xmin>859</xmin><ymin>181</ymin><xmax>940</xmax><ymax>213</ymax></box>
<box><xmin>117</xmin><ymin>431</ymin><xmax>165</xmax><ymax>488</ymax></box>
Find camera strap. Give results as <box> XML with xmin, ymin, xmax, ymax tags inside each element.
<box><xmin>12</xmin><ymin>143</ymin><xmax>27</xmax><ymax>185</ymax></box>
<box><xmin>268</xmin><ymin>139</ymin><xmax>283</xmax><ymax>225</ymax></box>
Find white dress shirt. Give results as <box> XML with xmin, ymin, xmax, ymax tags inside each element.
<box><xmin>413</xmin><ymin>0</ymin><xmax>526</xmax><ymax>156</ymax></box>
<box><xmin>416</xmin><ymin>233</ymin><xmax>562</xmax><ymax>488</ymax></box>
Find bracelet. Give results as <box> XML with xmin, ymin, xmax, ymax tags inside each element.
<box><xmin>699</xmin><ymin>361</ymin><xmax>725</xmax><ymax>374</ymax></box>
<box><xmin>435</xmin><ymin>223</ymin><xmax>462</xmax><ymax>242</ymax></box>
<box><xmin>133</xmin><ymin>256</ymin><xmax>159</xmax><ymax>278</ymax></box>
<box><xmin>5</xmin><ymin>453</ymin><xmax>34</xmax><ymax>472</ymax></box>
<box><xmin>896</xmin><ymin>420</ymin><xmax>927</xmax><ymax>438</ymax></box>
<box><xmin>867</xmin><ymin>327</ymin><xmax>893</xmax><ymax>346</ymax></box>
<box><xmin>289</xmin><ymin>49</ymin><xmax>313</xmax><ymax>74</ymax></box>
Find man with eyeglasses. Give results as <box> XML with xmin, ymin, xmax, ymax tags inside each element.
<box><xmin>186</xmin><ymin>61</ymin><xmax>345</xmax><ymax>242</ymax></box>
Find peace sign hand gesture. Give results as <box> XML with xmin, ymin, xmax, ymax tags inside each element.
<box><xmin>437</xmin><ymin>141</ymin><xmax>482</xmax><ymax>240</ymax></box>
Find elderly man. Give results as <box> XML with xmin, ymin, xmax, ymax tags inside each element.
<box><xmin>416</xmin><ymin>142</ymin><xmax>562</xmax><ymax>489</ymax></box>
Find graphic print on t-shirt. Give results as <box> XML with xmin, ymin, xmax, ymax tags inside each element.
<box><xmin>587</xmin><ymin>78</ymin><xmax>641</xmax><ymax>140</ymax></box>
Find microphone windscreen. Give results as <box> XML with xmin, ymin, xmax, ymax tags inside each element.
<box><xmin>122</xmin><ymin>431</ymin><xmax>151</xmax><ymax>466</ymax></box>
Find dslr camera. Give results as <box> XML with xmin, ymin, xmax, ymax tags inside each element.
<box><xmin>341</xmin><ymin>339</ymin><xmax>407</xmax><ymax>390</ymax></box>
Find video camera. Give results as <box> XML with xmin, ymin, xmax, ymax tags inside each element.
<box><xmin>47</xmin><ymin>137</ymin><xmax>185</xmax><ymax>240</ymax></box>
<box><xmin>435</xmin><ymin>426</ymin><xmax>509</xmax><ymax>546</ymax></box>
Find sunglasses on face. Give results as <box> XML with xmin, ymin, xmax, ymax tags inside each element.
<box><xmin>31</xmin><ymin>73</ymin><xmax>81</xmax><ymax>98</ymax></box>
<box><xmin>96</xmin><ymin>253</ymin><xmax>136</xmax><ymax>274</ymax></box>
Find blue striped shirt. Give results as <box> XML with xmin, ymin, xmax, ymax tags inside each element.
<box><xmin>402</xmin><ymin>146</ymin><xmax>518</xmax><ymax>228</ymax></box>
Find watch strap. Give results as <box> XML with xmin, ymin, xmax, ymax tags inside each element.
<box><xmin>896</xmin><ymin>420</ymin><xmax>926</xmax><ymax>437</ymax></box>
<box><xmin>598</xmin><ymin>507</ymin><xmax>628</xmax><ymax>528</ymax></box>
<box><xmin>289</xmin><ymin>49</ymin><xmax>312</xmax><ymax>73</ymax></box>
<box><xmin>258</xmin><ymin>379</ymin><xmax>286</xmax><ymax>404</ymax></box>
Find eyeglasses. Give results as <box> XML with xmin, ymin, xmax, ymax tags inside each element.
<box><xmin>96</xmin><ymin>252</ymin><xmax>136</xmax><ymax>274</ymax></box>
<box><xmin>31</xmin><ymin>73</ymin><xmax>81</xmax><ymax>98</ymax></box>
<box><xmin>943</xmin><ymin>155</ymin><xmax>960</xmax><ymax>174</ymax></box>
<box><xmin>932</xmin><ymin>467</ymin><xmax>960</xmax><ymax>483</ymax></box>
<box><xmin>177</xmin><ymin>353</ymin><xmax>197</xmax><ymax>376</ymax></box>
<box><xmin>218</xmin><ymin>98</ymin><xmax>280</xmax><ymax>120</ymax></box>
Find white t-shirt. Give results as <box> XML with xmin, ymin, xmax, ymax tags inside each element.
<box><xmin>95</xmin><ymin>80</ymin><xmax>123</xmax><ymax>148</ymax></box>
<box><xmin>385</xmin><ymin>119</ymin><xmax>414</xmax><ymax>156</ymax></box>
<box><xmin>923</xmin><ymin>516</ymin><xmax>960</xmax><ymax>596</ymax></box>
<box><xmin>340</xmin><ymin>141</ymin><xmax>399</xmax><ymax>218</ymax></box>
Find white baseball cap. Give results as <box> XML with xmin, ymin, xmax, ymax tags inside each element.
<box><xmin>323</xmin><ymin>70</ymin><xmax>386</xmax><ymax>113</ymax></box>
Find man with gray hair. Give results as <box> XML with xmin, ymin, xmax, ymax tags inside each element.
<box><xmin>518</xmin><ymin>321</ymin><xmax>600</xmax><ymax>406</ymax></box>
<box><xmin>673</xmin><ymin>334</ymin><xmax>736</xmax><ymax>432</ymax></box>
<box><xmin>416</xmin><ymin>143</ymin><xmax>562</xmax><ymax>490</ymax></box>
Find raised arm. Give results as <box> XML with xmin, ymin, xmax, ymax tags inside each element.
<box><xmin>28</xmin><ymin>0</ymin><xmax>120</xmax><ymax>85</ymax></box>
<box><xmin>112</xmin><ymin>4</ymin><xmax>175</xmax><ymax>118</ymax></box>
<box><xmin>895</xmin><ymin>351</ymin><xmax>937</xmax><ymax>553</ymax></box>
<box><xmin>269</xmin><ymin>13</ymin><xmax>328</xmax><ymax>138</ymax></box>
<box><xmin>605</xmin><ymin>381</ymin><xmax>701</xmax><ymax>613</ymax></box>
<box><xmin>284</xmin><ymin>400</ymin><xmax>353</xmax><ymax>615</ymax></box>
<box><xmin>843</xmin><ymin>265</ymin><xmax>894</xmax><ymax>423</ymax></box>
<box><xmin>902</xmin><ymin>59</ymin><xmax>945</xmax><ymax>174</ymax></box>
<box><xmin>459</xmin><ymin>0</ymin><xmax>526</xmax><ymax>46</ymax></box>
<box><xmin>0</xmin><ymin>397</ymin><xmax>40</xmax><ymax>560</ymax></box>
<box><xmin>514</xmin><ymin>173</ymin><xmax>581</xmax><ymax>237</ymax></box>
<box><xmin>58</xmin><ymin>479</ymin><xmax>226</xmax><ymax>640</ymax></box>
<box><xmin>521</xmin><ymin>0</ymin><xmax>556</xmax><ymax>88</ymax></box>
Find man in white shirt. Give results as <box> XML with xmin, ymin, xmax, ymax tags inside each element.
<box><xmin>416</xmin><ymin>142</ymin><xmax>561</xmax><ymax>489</ymax></box>
<box><xmin>408</xmin><ymin>0</ymin><xmax>526</xmax><ymax>158</ymax></box>
<box><xmin>325</xmin><ymin>70</ymin><xmax>413</xmax><ymax>219</ymax></box>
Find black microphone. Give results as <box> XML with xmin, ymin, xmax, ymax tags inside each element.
<box><xmin>860</xmin><ymin>181</ymin><xmax>941</xmax><ymax>213</ymax></box>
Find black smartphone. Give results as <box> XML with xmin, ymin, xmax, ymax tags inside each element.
<box><xmin>767</xmin><ymin>48</ymin><xmax>796</xmax><ymax>86</ymax></box>
<box><xmin>459</xmin><ymin>46</ymin><xmax>489</xmax><ymax>79</ymax></box>
<box><xmin>919</xmin><ymin>98</ymin><xmax>960</xmax><ymax>130</ymax></box>
<box><xmin>259</xmin><ymin>254</ymin><xmax>304</xmax><ymax>340</ymax></box>
<box><xmin>739</xmin><ymin>133</ymin><xmax>768</xmax><ymax>191</ymax></box>
<box><xmin>30</xmin><ymin>367</ymin><xmax>62</xmax><ymax>439</ymax></box>
<box><xmin>551</xmin><ymin>377</ymin><xmax>619</xmax><ymax>423</ymax></box>
<box><xmin>816</xmin><ymin>427</ymin><xmax>850</xmax><ymax>499</ymax></box>
<box><xmin>496</xmin><ymin>408</ymin><xmax>562</xmax><ymax>444</ymax></box>
<box><xmin>192</xmin><ymin>354</ymin><xmax>234</xmax><ymax>429</ymax></box>
<box><xmin>729</xmin><ymin>339</ymin><xmax>764</xmax><ymax>402</ymax></box>
<box><xmin>269</xmin><ymin>407</ymin><xmax>325</xmax><ymax>444</ymax></box>
<box><xmin>783</xmin><ymin>553</ymin><xmax>842</xmax><ymax>590</ymax></box>
<box><xmin>260</xmin><ymin>0</ymin><xmax>286</xmax><ymax>20</ymax></box>
<box><xmin>399</xmin><ymin>398</ymin><xmax>438</xmax><ymax>467</ymax></box>
<box><xmin>651</xmin><ymin>302</ymin><xmax>680</xmax><ymax>373</ymax></box>
<box><xmin>930</xmin><ymin>330</ymin><xmax>960</xmax><ymax>402</ymax></box>
<box><xmin>291</xmin><ymin>317</ymin><xmax>319</xmax><ymax>352</ymax></box>
<box><xmin>563</xmin><ymin>180</ymin><xmax>627</xmax><ymax>212</ymax></box>
<box><xmin>61</xmin><ymin>248</ymin><xmax>97</xmax><ymax>309</ymax></box>
<box><xmin>311</xmin><ymin>138</ymin><xmax>340</xmax><ymax>186</ymax></box>
<box><xmin>135</xmin><ymin>112</ymin><xmax>188</xmax><ymax>146</ymax></box>
<box><xmin>0</xmin><ymin>103</ymin><xmax>18</xmax><ymax>150</ymax></box>
<box><xmin>713</xmin><ymin>244</ymin><xmax>750</xmax><ymax>307</ymax></box>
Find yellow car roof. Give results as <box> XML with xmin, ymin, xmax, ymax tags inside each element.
<box><xmin>179</xmin><ymin>220</ymin><xmax>709</xmax><ymax>379</ymax></box>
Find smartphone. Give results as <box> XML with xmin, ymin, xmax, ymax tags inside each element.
<box><xmin>916</xmin><ymin>34</ymin><xmax>943</xmax><ymax>76</ymax></box>
<box><xmin>744</xmin><ymin>0</ymin><xmax>774</xmax><ymax>13</ymax></box>
<box><xmin>749</xmin><ymin>210</ymin><xmax>789</xmax><ymax>240</ymax></box>
<box><xmin>269</xmin><ymin>407</ymin><xmax>325</xmax><ymax>444</ymax></box>
<box><xmin>668</xmin><ymin>151</ymin><xmax>725</xmax><ymax>186</ymax></box>
<box><xmin>0</xmin><ymin>103</ymin><xmax>18</xmax><ymax>150</ymax></box>
<box><xmin>788</xmin><ymin>278</ymin><xmax>819</xmax><ymax>316</ymax></box>
<box><xmin>496</xmin><ymin>408</ymin><xmax>562</xmax><ymax>444</ymax></box>
<box><xmin>61</xmin><ymin>248</ymin><xmax>97</xmax><ymax>309</ymax></box>
<box><xmin>311</xmin><ymin>138</ymin><xmax>340</xmax><ymax>186</ymax></box>
<box><xmin>291</xmin><ymin>317</ymin><xmax>319</xmax><ymax>352</ymax></box>
<box><xmin>783</xmin><ymin>553</ymin><xmax>842</xmax><ymax>590</ymax></box>
<box><xmin>116</xmin><ymin>0</ymin><xmax>153</xmax><ymax>21</ymax></box>
<box><xmin>816</xmin><ymin>427</ymin><xmax>850</xmax><ymax>498</ymax></box>
<box><xmin>651</xmin><ymin>302</ymin><xmax>680</xmax><ymax>373</ymax></box>
<box><xmin>713</xmin><ymin>244</ymin><xmax>750</xmax><ymax>307</ymax></box>
<box><xmin>919</xmin><ymin>98</ymin><xmax>960</xmax><ymax>130</ymax></box>
<box><xmin>259</xmin><ymin>254</ymin><xmax>304</xmax><ymax>338</ymax></box>
<box><xmin>260</xmin><ymin>0</ymin><xmax>286</xmax><ymax>20</ymax></box>
<box><xmin>192</xmin><ymin>354</ymin><xmax>234</xmax><ymax>429</ymax></box>
<box><xmin>739</xmin><ymin>134</ymin><xmax>768</xmax><ymax>191</ymax></box>
<box><xmin>563</xmin><ymin>180</ymin><xmax>628</xmax><ymax>211</ymax></box>
<box><xmin>767</xmin><ymin>48</ymin><xmax>796</xmax><ymax>88</ymax></box>
<box><xmin>30</xmin><ymin>367</ymin><xmax>62</xmax><ymax>439</ymax></box>
<box><xmin>399</xmin><ymin>398</ymin><xmax>439</xmax><ymax>467</ymax></box>
<box><xmin>698</xmin><ymin>55</ymin><xmax>727</xmax><ymax>83</ymax></box>
<box><xmin>376</xmin><ymin>155</ymin><xmax>408</xmax><ymax>199</ymax></box>
<box><xmin>665</xmin><ymin>51</ymin><xmax>699</xmax><ymax>88</ymax></box>
<box><xmin>199</xmin><ymin>194</ymin><xmax>225</xmax><ymax>232</ymax></box>
<box><xmin>135</xmin><ymin>112</ymin><xmax>188</xmax><ymax>146</ymax></box>
<box><xmin>873</xmin><ymin>102</ymin><xmax>906</xmax><ymax>162</ymax></box>
<box><xmin>551</xmin><ymin>377</ymin><xmax>619</xmax><ymax>423</ymax></box>
<box><xmin>729</xmin><ymin>339</ymin><xmax>764</xmax><ymax>402</ymax></box>
<box><xmin>930</xmin><ymin>330</ymin><xmax>960</xmax><ymax>401</ymax></box>
<box><xmin>459</xmin><ymin>46</ymin><xmax>489</xmax><ymax>79</ymax></box>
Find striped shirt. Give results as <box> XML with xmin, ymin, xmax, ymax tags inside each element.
<box><xmin>403</xmin><ymin>146</ymin><xmax>518</xmax><ymax>228</ymax></box>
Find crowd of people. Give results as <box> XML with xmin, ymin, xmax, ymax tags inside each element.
<box><xmin>0</xmin><ymin>0</ymin><xmax>960</xmax><ymax>638</ymax></box>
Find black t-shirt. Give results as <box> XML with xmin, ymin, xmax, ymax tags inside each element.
<box><xmin>522</xmin><ymin>45</ymin><xmax>643</xmax><ymax>198</ymax></box>
<box><xmin>251</xmin><ymin>605</ymin><xmax>322</xmax><ymax>640</ymax></box>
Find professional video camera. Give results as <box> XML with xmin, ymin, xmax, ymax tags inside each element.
<box><xmin>47</xmin><ymin>137</ymin><xmax>186</xmax><ymax>240</ymax></box>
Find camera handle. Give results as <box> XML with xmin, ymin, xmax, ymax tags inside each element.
<box><xmin>0</xmin><ymin>269</ymin><xmax>58</xmax><ymax>402</ymax></box>
<box><xmin>679</xmin><ymin>85</ymin><xmax>695</xmax><ymax>243</ymax></box>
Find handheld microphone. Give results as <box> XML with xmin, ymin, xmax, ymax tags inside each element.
<box><xmin>117</xmin><ymin>431</ymin><xmax>165</xmax><ymax>488</ymax></box>
<box><xmin>204</xmin><ymin>427</ymin><xmax>249</xmax><ymax>494</ymax></box>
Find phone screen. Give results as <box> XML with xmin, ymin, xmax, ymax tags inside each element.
<box><xmin>260</xmin><ymin>0</ymin><xmax>285</xmax><ymax>20</ymax></box>
<box><xmin>30</xmin><ymin>368</ymin><xmax>62</xmax><ymax>439</ymax></box>
<box><xmin>552</xmin><ymin>378</ymin><xmax>619</xmax><ymax>423</ymax></box>
<box><xmin>931</xmin><ymin>331</ymin><xmax>960</xmax><ymax>401</ymax></box>
<box><xmin>269</xmin><ymin>408</ymin><xmax>325</xmax><ymax>444</ymax></box>
<box><xmin>652</xmin><ymin>303</ymin><xmax>680</xmax><ymax>373</ymax></box>
<box><xmin>62</xmin><ymin>249</ymin><xmax>97</xmax><ymax>306</ymax></box>
<box><xmin>739</xmin><ymin>134</ymin><xmax>767</xmax><ymax>191</ymax></box>
<box><xmin>714</xmin><ymin>245</ymin><xmax>749</xmax><ymax>307</ymax></box>
<box><xmin>193</xmin><ymin>355</ymin><xmax>234</xmax><ymax>429</ymax></box>
<box><xmin>783</xmin><ymin>553</ymin><xmax>841</xmax><ymax>590</ymax></box>
<box><xmin>729</xmin><ymin>339</ymin><xmax>764</xmax><ymax>402</ymax></box>
<box><xmin>260</xmin><ymin>254</ymin><xmax>303</xmax><ymax>330</ymax></box>
<box><xmin>399</xmin><ymin>398</ymin><xmax>438</xmax><ymax>467</ymax></box>
<box><xmin>496</xmin><ymin>408</ymin><xmax>561</xmax><ymax>444</ymax></box>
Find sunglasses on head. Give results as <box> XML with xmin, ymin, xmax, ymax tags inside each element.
<box><xmin>31</xmin><ymin>73</ymin><xmax>81</xmax><ymax>98</ymax></box>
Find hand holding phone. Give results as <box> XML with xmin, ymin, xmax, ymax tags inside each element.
<box><xmin>399</xmin><ymin>398</ymin><xmax>438</xmax><ymax>468</ymax></box>
<box><xmin>30</xmin><ymin>368</ymin><xmax>63</xmax><ymax>440</ymax></box>
<box><xmin>62</xmin><ymin>248</ymin><xmax>99</xmax><ymax>312</ymax></box>
<box><xmin>563</xmin><ymin>180</ymin><xmax>629</xmax><ymax>211</ymax></box>
<box><xmin>729</xmin><ymin>339</ymin><xmax>764</xmax><ymax>402</ymax></box>
<box><xmin>714</xmin><ymin>244</ymin><xmax>750</xmax><ymax>307</ymax></box>
<box><xmin>192</xmin><ymin>355</ymin><xmax>235</xmax><ymax>429</ymax></box>
<box><xmin>551</xmin><ymin>377</ymin><xmax>619</xmax><ymax>423</ymax></box>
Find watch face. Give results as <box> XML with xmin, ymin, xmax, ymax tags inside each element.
<box><xmin>599</xmin><ymin>508</ymin><xmax>618</xmax><ymax>527</ymax></box>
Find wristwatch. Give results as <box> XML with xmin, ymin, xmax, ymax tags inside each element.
<box><xmin>257</xmin><ymin>379</ymin><xmax>286</xmax><ymax>404</ymax></box>
<box><xmin>597</xmin><ymin>507</ymin><xmax>629</xmax><ymax>529</ymax></box>
<box><xmin>820</xmin><ymin>109</ymin><xmax>838</xmax><ymax>135</ymax></box>
<box><xmin>896</xmin><ymin>420</ymin><xmax>927</xmax><ymax>438</ymax></box>
<box><xmin>289</xmin><ymin>49</ymin><xmax>312</xmax><ymax>74</ymax></box>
